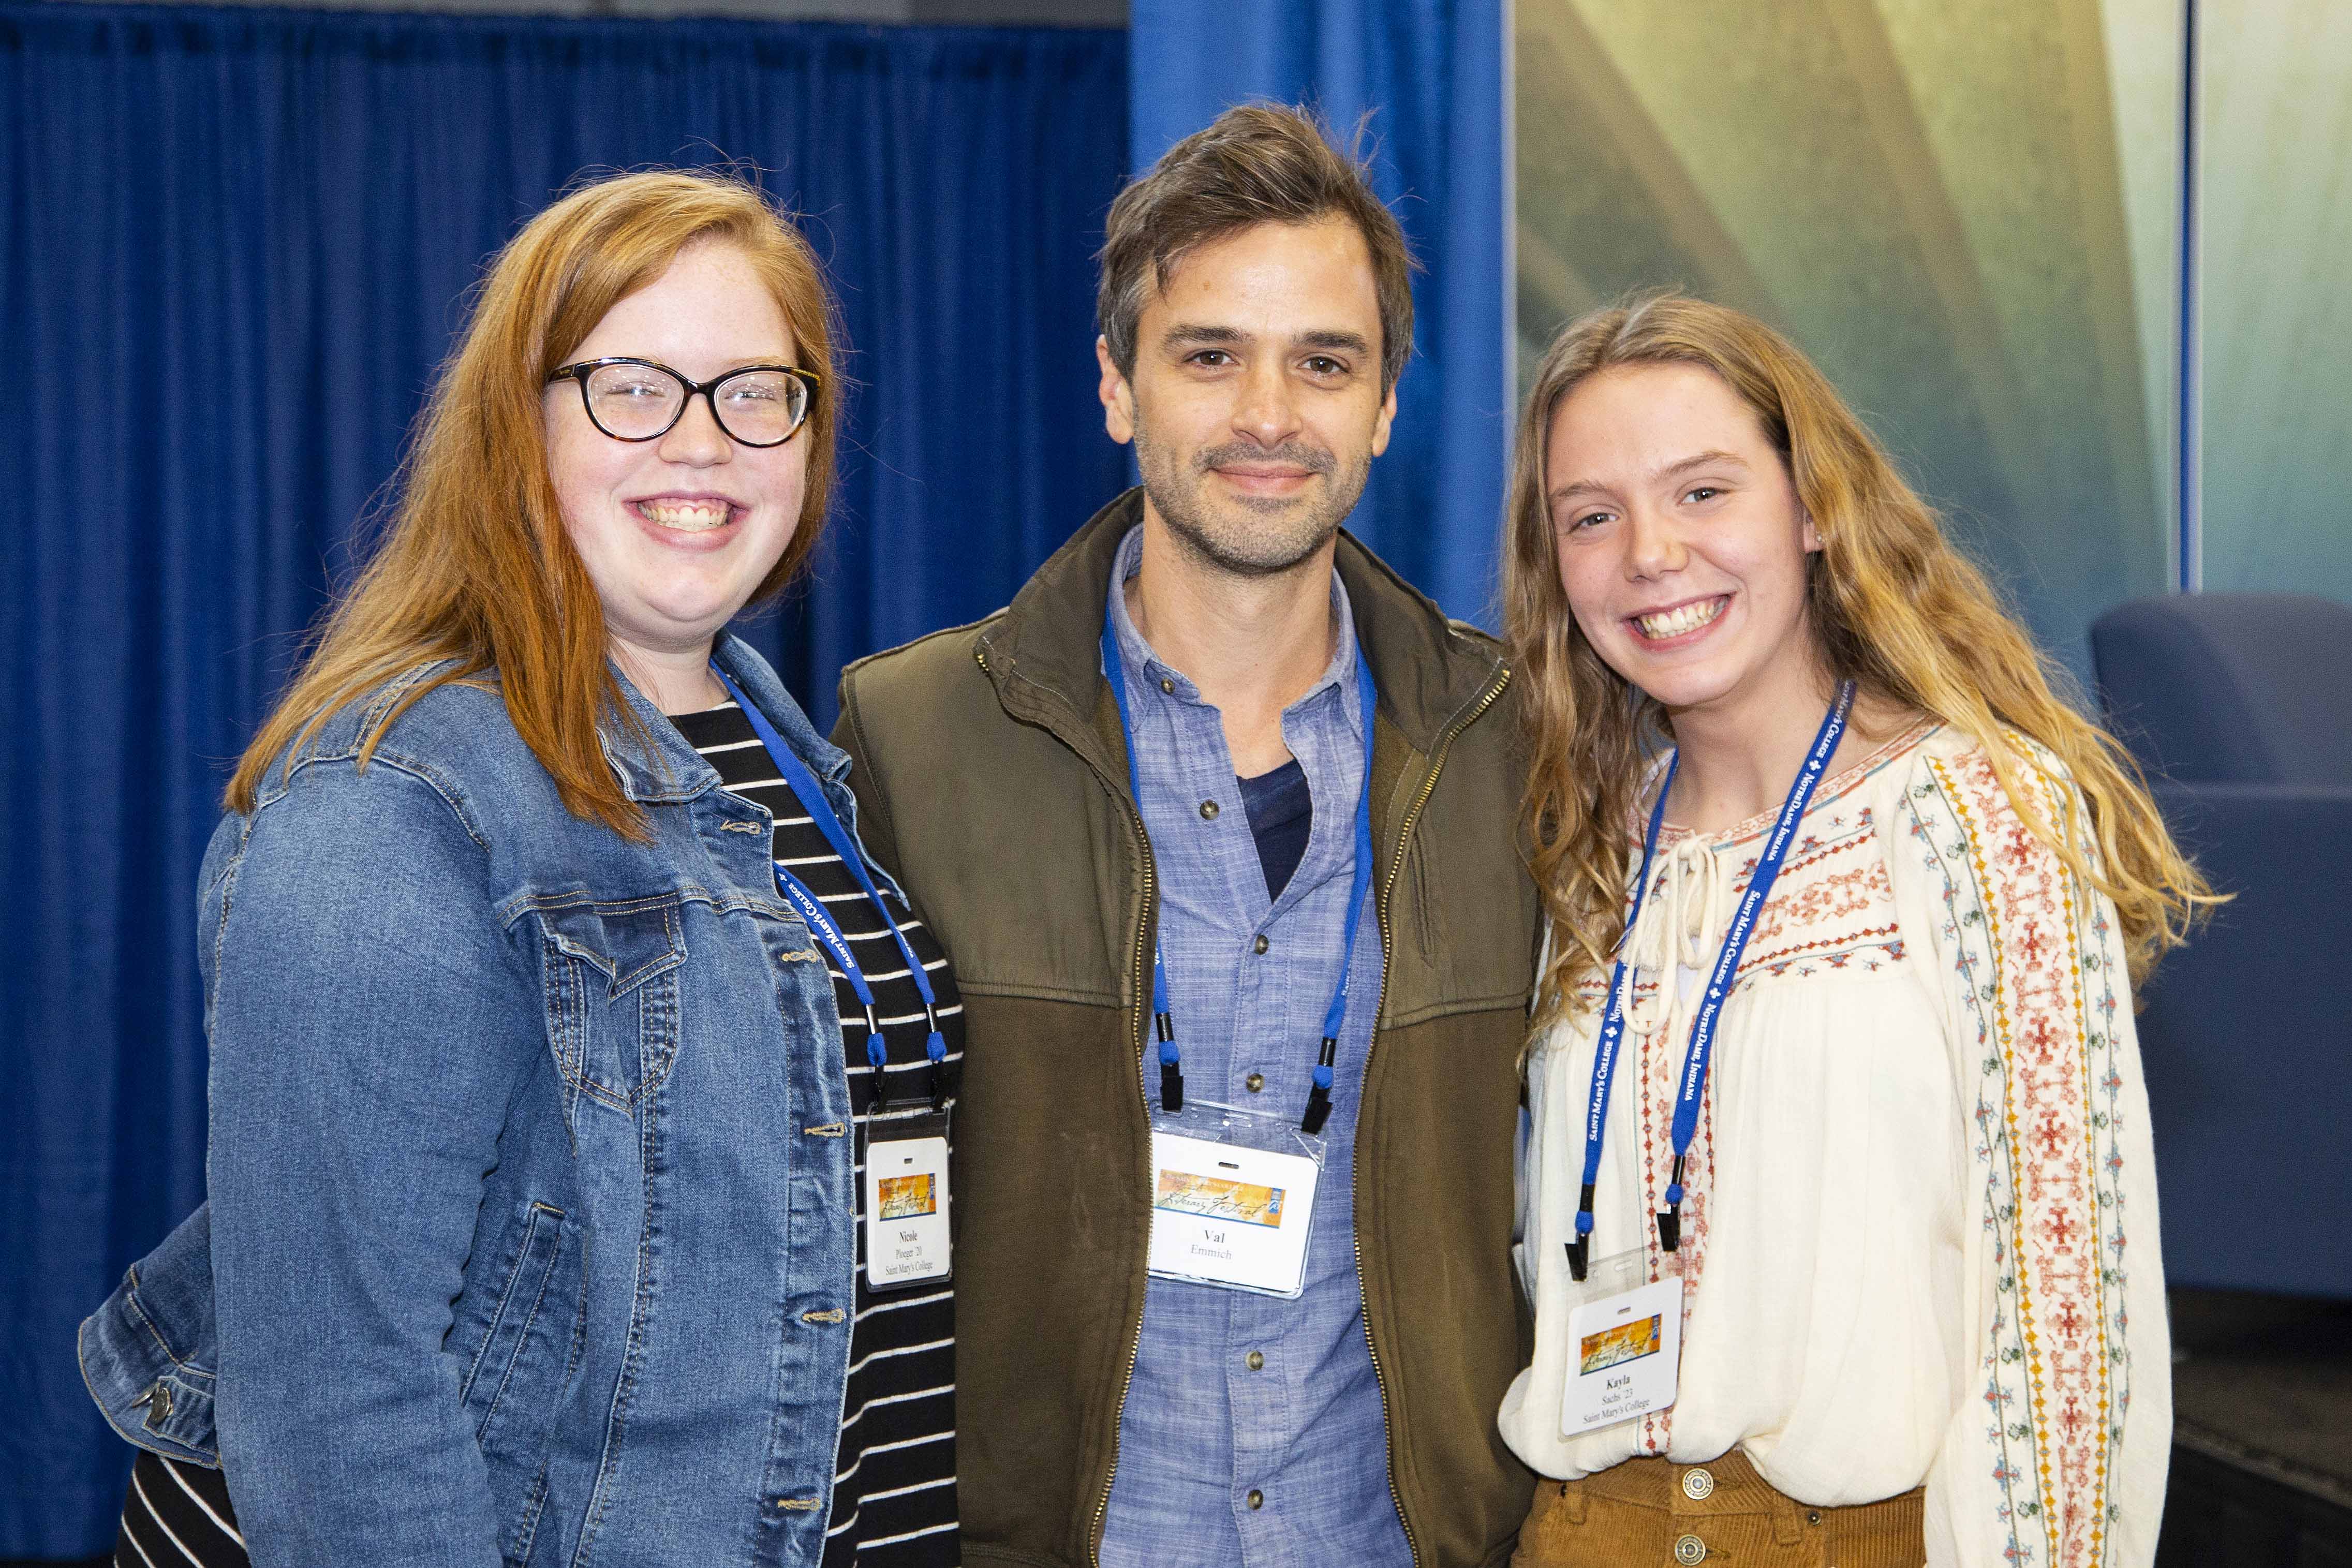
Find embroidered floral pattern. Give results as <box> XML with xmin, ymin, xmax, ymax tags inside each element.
<box><xmin>1909</xmin><ymin>741</ymin><xmax>2131</xmax><ymax>1568</ymax></box>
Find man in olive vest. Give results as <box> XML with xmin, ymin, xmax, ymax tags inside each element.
<box><xmin>833</xmin><ymin>104</ymin><xmax>1540</xmax><ymax>1568</ymax></box>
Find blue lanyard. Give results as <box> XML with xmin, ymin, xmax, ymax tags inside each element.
<box><xmin>1566</xmin><ymin>682</ymin><xmax>1855</xmax><ymax>1280</ymax></box>
<box><xmin>710</xmin><ymin>664</ymin><xmax>949</xmax><ymax>1113</ymax></box>
<box><xmin>1100</xmin><ymin>618</ymin><xmax>1379</xmax><ymax>1135</ymax></box>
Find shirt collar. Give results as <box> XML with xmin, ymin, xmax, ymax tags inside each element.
<box><xmin>1103</xmin><ymin>523</ymin><xmax>1365</xmax><ymax>744</ymax></box>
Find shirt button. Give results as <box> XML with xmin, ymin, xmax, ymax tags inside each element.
<box><xmin>1246</xmin><ymin>1489</ymin><xmax>1264</xmax><ymax>1511</ymax></box>
<box><xmin>1673</xmin><ymin>1533</ymin><xmax>1708</xmax><ymax>1565</ymax></box>
<box><xmin>1246</xmin><ymin>1350</ymin><xmax>1264</xmax><ymax>1370</ymax></box>
<box><xmin>1253</xmin><ymin>934</ymin><xmax>1269</xmax><ymax>955</ymax></box>
<box><xmin>1200</xmin><ymin>800</ymin><xmax>1220</xmax><ymax>820</ymax></box>
<box><xmin>1160</xmin><ymin>677</ymin><xmax>1175</xmax><ymax>694</ymax></box>
<box><xmin>1681</xmin><ymin>1467</ymin><xmax>1714</xmax><ymax>1501</ymax></box>
<box><xmin>1245</xmin><ymin>1072</ymin><xmax>1265</xmax><ymax>1093</ymax></box>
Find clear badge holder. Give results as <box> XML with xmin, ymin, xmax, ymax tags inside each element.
<box><xmin>1558</xmin><ymin>1244</ymin><xmax>1684</xmax><ymax>1436</ymax></box>
<box><xmin>1145</xmin><ymin>1098</ymin><xmax>1327</xmax><ymax>1301</ymax></box>
<box><xmin>861</xmin><ymin>1108</ymin><xmax>953</xmax><ymax>1292</ymax></box>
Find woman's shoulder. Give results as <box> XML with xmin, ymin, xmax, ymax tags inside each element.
<box><xmin>1900</xmin><ymin>722</ymin><xmax>2081</xmax><ymax>822</ymax></box>
<box><xmin>253</xmin><ymin>663</ymin><xmax>549</xmax><ymax>828</ymax></box>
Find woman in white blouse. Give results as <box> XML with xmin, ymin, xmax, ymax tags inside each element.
<box><xmin>1496</xmin><ymin>294</ymin><xmax>2213</xmax><ymax>1568</ymax></box>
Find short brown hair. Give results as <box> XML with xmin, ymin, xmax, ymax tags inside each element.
<box><xmin>1099</xmin><ymin>103</ymin><xmax>1417</xmax><ymax>393</ymax></box>
<box><xmin>228</xmin><ymin>169</ymin><xmax>843</xmax><ymax>839</ymax></box>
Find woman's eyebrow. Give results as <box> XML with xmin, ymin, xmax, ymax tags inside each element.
<box><xmin>1654</xmin><ymin>449</ymin><xmax>1747</xmax><ymax>481</ymax></box>
<box><xmin>1548</xmin><ymin>450</ymin><xmax>1748</xmax><ymax>506</ymax></box>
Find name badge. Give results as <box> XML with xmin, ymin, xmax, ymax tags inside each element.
<box><xmin>1560</xmin><ymin>1265</ymin><xmax>1682</xmax><ymax>1434</ymax></box>
<box><xmin>1146</xmin><ymin>1130</ymin><xmax>1320</xmax><ymax>1298</ymax></box>
<box><xmin>864</xmin><ymin>1120</ymin><xmax>951</xmax><ymax>1291</ymax></box>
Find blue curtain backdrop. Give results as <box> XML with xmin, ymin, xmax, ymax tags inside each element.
<box><xmin>1127</xmin><ymin>0</ymin><xmax>1508</xmax><ymax>625</ymax></box>
<box><xmin>0</xmin><ymin>6</ymin><xmax>1126</xmax><ymax>1553</ymax></box>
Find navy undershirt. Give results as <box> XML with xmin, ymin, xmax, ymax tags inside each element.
<box><xmin>1238</xmin><ymin>758</ymin><xmax>1314</xmax><ymax>900</ymax></box>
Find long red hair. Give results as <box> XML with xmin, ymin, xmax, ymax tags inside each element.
<box><xmin>227</xmin><ymin>169</ymin><xmax>842</xmax><ymax>838</ymax></box>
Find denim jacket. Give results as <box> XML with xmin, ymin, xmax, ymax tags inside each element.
<box><xmin>79</xmin><ymin>635</ymin><xmax>869</xmax><ymax>1568</ymax></box>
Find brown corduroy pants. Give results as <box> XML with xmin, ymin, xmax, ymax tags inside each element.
<box><xmin>1512</xmin><ymin>1448</ymin><xmax>1926</xmax><ymax>1568</ymax></box>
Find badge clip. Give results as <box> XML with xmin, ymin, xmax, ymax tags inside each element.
<box><xmin>1155</xmin><ymin>1011</ymin><xmax>1184</xmax><ymax>1113</ymax></box>
<box><xmin>863</xmin><ymin>1020</ymin><xmax>890</xmax><ymax>1113</ymax></box>
<box><xmin>1299</xmin><ymin>1037</ymin><xmax>1337</xmax><ymax>1134</ymax></box>
<box><xmin>1656</xmin><ymin>1155</ymin><xmax>1687</xmax><ymax>1252</ymax></box>
<box><xmin>1567</xmin><ymin>1181</ymin><xmax>1597</xmax><ymax>1281</ymax></box>
<box><xmin>926</xmin><ymin>1030</ymin><xmax>952</xmax><ymax>1114</ymax></box>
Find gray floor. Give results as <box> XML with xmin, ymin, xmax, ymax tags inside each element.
<box><xmin>2171</xmin><ymin>1288</ymin><xmax>2352</xmax><ymax>1508</ymax></box>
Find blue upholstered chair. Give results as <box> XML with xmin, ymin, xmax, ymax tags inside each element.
<box><xmin>2091</xmin><ymin>594</ymin><xmax>2352</xmax><ymax>1299</ymax></box>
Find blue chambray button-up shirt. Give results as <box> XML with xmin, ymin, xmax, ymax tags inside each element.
<box><xmin>1098</xmin><ymin>526</ymin><xmax>1412</xmax><ymax>1568</ymax></box>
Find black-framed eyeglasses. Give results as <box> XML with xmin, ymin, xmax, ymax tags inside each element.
<box><xmin>546</xmin><ymin>357</ymin><xmax>821</xmax><ymax>448</ymax></box>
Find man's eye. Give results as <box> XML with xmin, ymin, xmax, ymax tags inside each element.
<box><xmin>1303</xmin><ymin>356</ymin><xmax>1346</xmax><ymax>377</ymax></box>
<box><xmin>1188</xmin><ymin>349</ymin><xmax>1234</xmax><ymax>367</ymax></box>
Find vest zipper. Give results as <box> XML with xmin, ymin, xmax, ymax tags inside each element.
<box><xmin>1355</xmin><ymin>661</ymin><xmax>1511</xmax><ymax>1568</ymax></box>
<box><xmin>974</xmin><ymin>642</ymin><xmax>1155</xmax><ymax>1568</ymax></box>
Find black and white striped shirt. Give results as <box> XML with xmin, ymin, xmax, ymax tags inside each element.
<box><xmin>672</xmin><ymin>699</ymin><xmax>961</xmax><ymax>1567</ymax></box>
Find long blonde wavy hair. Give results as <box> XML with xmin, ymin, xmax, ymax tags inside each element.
<box><xmin>226</xmin><ymin>169</ymin><xmax>842</xmax><ymax>839</ymax></box>
<box><xmin>1502</xmin><ymin>294</ymin><xmax>2214</xmax><ymax>1025</ymax></box>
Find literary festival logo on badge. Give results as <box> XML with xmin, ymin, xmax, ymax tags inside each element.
<box><xmin>1153</xmin><ymin>1169</ymin><xmax>1286</xmax><ymax>1229</ymax></box>
<box><xmin>1578</xmin><ymin>1312</ymin><xmax>1663</xmax><ymax>1376</ymax></box>
<box><xmin>878</xmin><ymin>1172</ymin><xmax>937</xmax><ymax>1221</ymax></box>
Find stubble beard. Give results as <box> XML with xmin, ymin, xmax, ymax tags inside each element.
<box><xmin>1132</xmin><ymin>413</ymin><xmax>1372</xmax><ymax>581</ymax></box>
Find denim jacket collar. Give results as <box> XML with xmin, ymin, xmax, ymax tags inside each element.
<box><xmin>600</xmin><ymin>633</ymin><xmax>854</xmax><ymax>813</ymax></box>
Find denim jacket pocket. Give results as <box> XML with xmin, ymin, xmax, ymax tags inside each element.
<box><xmin>454</xmin><ymin>1199</ymin><xmax>583</xmax><ymax>1561</ymax></box>
<box><xmin>524</xmin><ymin>894</ymin><xmax>688</xmax><ymax>1112</ymax></box>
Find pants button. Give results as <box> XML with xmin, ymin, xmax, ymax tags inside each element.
<box><xmin>1680</xmin><ymin>1466</ymin><xmax>1714</xmax><ymax>1501</ymax></box>
<box><xmin>1673</xmin><ymin>1533</ymin><xmax>1707</xmax><ymax>1565</ymax></box>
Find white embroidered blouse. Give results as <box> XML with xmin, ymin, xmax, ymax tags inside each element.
<box><xmin>1499</xmin><ymin>722</ymin><xmax>2168</xmax><ymax>1568</ymax></box>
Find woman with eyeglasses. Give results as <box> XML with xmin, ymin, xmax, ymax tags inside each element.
<box><xmin>82</xmin><ymin>170</ymin><xmax>963</xmax><ymax>1568</ymax></box>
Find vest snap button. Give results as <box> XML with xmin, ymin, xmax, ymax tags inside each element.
<box><xmin>1674</xmin><ymin>1533</ymin><xmax>1707</xmax><ymax>1565</ymax></box>
<box><xmin>1245</xmin><ymin>1072</ymin><xmax>1265</xmax><ymax>1093</ymax></box>
<box><xmin>1200</xmin><ymin>799</ymin><xmax>1220</xmax><ymax>820</ymax></box>
<box><xmin>1245</xmin><ymin>1488</ymin><xmax>1264</xmax><ymax>1510</ymax></box>
<box><xmin>1681</xmin><ymin>1466</ymin><xmax>1714</xmax><ymax>1501</ymax></box>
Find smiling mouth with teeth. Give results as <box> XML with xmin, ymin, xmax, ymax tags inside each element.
<box><xmin>636</xmin><ymin>499</ymin><xmax>736</xmax><ymax>532</ymax></box>
<box><xmin>1632</xmin><ymin>596</ymin><xmax>1729</xmax><ymax>641</ymax></box>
